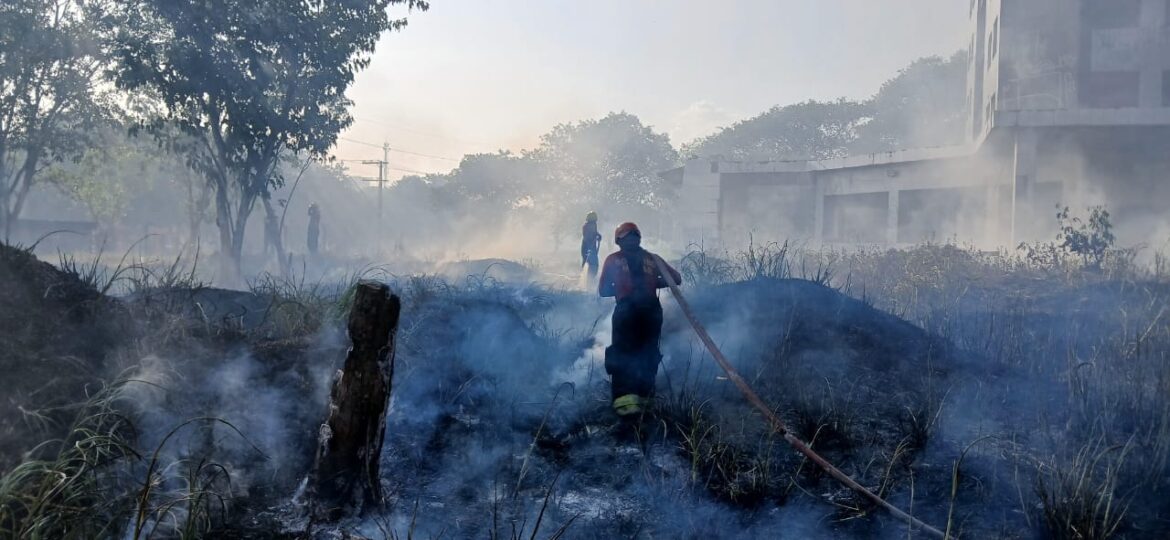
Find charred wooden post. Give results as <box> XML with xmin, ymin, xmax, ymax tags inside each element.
<box><xmin>310</xmin><ymin>280</ymin><xmax>400</xmax><ymax>521</ymax></box>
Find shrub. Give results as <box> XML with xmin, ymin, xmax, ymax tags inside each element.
<box><xmin>1056</xmin><ymin>205</ymin><xmax>1115</xmax><ymax>270</ymax></box>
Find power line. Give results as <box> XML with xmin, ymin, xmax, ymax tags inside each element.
<box><xmin>388</xmin><ymin>166</ymin><xmax>433</xmax><ymax>175</ymax></box>
<box><xmin>337</xmin><ymin>136</ymin><xmax>382</xmax><ymax>149</ymax></box>
<box><xmin>390</xmin><ymin>147</ymin><xmax>460</xmax><ymax>162</ymax></box>
<box><xmin>350</xmin><ymin>116</ymin><xmax>492</xmax><ymax>147</ymax></box>
<box><xmin>335</xmin><ymin>158</ymin><xmax>439</xmax><ymax>176</ymax></box>
<box><xmin>337</xmin><ymin>136</ymin><xmax>461</xmax><ymax>162</ymax></box>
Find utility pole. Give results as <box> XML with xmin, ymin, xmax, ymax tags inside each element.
<box><xmin>360</xmin><ymin>143</ymin><xmax>390</xmax><ymax>255</ymax></box>
<box><xmin>359</xmin><ymin>145</ymin><xmax>389</xmax><ymax>220</ymax></box>
<box><xmin>381</xmin><ymin>142</ymin><xmax>389</xmax><ymax>222</ymax></box>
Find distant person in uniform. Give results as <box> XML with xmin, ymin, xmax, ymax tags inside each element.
<box><xmin>581</xmin><ymin>211</ymin><xmax>602</xmax><ymax>278</ymax></box>
<box><xmin>263</xmin><ymin>212</ymin><xmax>279</xmax><ymax>256</ymax></box>
<box><xmin>598</xmin><ymin>222</ymin><xmax>682</xmax><ymax>417</ymax></box>
<box><xmin>307</xmin><ymin>203</ymin><xmax>321</xmax><ymax>257</ymax></box>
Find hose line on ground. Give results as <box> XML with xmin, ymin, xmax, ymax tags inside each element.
<box><xmin>652</xmin><ymin>255</ymin><xmax>946</xmax><ymax>539</ymax></box>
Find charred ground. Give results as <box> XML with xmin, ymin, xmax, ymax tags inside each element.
<box><xmin>1</xmin><ymin>242</ymin><xmax>1168</xmax><ymax>539</ymax></box>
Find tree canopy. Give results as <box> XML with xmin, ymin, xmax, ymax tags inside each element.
<box><xmin>855</xmin><ymin>50</ymin><xmax>969</xmax><ymax>153</ymax></box>
<box><xmin>107</xmin><ymin>0</ymin><xmax>428</xmax><ymax>277</ymax></box>
<box><xmin>381</xmin><ymin>112</ymin><xmax>679</xmax><ymax>254</ymax></box>
<box><xmin>683</xmin><ymin>51</ymin><xmax>969</xmax><ymax>162</ymax></box>
<box><xmin>682</xmin><ymin>99</ymin><xmax>871</xmax><ymax>162</ymax></box>
<box><xmin>0</xmin><ymin>0</ymin><xmax>107</xmax><ymax>237</ymax></box>
<box><xmin>530</xmin><ymin>112</ymin><xmax>680</xmax><ymax>213</ymax></box>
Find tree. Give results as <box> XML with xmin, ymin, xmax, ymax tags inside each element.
<box><xmin>0</xmin><ymin>0</ymin><xmax>106</xmax><ymax>238</ymax></box>
<box><xmin>682</xmin><ymin>99</ymin><xmax>870</xmax><ymax>162</ymax></box>
<box><xmin>529</xmin><ymin>112</ymin><xmax>679</xmax><ymax>244</ymax></box>
<box><xmin>372</xmin><ymin>113</ymin><xmax>678</xmax><ymax>254</ymax></box>
<box><xmin>853</xmin><ymin>51</ymin><xmax>969</xmax><ymax>153</ymax></box>
<box><xmin>42</xmin><ymin>132</ymin><xmax>144</xmax><ymax>230</ymax></box>
<box><xmin>41</xmin><ymin>125</ymin><xmax>207</xmax><ymax>245</ymax></box>
<box><xmin>682</xmin><ymin>52</ymin><xmax>970</xmax><ymax>162</ymax></box>
<box><xmin>108</xmin><ymin>0</ymin><xmax>428</xmax><ymax>280</ymax></box>
<box><xmin>445</xmin><ymin>151</ymin><xmax>530</xmax><ymax>211</ymax></box>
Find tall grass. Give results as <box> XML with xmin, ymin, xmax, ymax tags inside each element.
<box><xmin>678</xmin><ymin>238</ymin><xmax>794</xmax><ymax>287</ymax></box>
<box><xmin>9</xmin><ymin>235</ymin><xmax>1169</xmax><ymax>537</ymax></box>
<box><xmin>0</xmin><ymin>381</ymin><xmax>138</xmax><ymax>539</ymax></box>
<box><xmin>818</xmin><ymin>242</ymin><xmax>1167</xmax><ymax>535</ymax></box>
<box><xmin>668</xmin><ymin>238</ymin><xmax>1169</xmax><ymax>534</ymax></box>
<box><xmin>1035</xmin><ymin>437</ymin><xmax>1134</xmax><ymax>540</ymax></box>
<box><xmin>128</xmin><ymin>417</ymin><xmax>264</xmax><ymax>540</ymax></box>
<box><xmin>0</xmin><ymin>377</ymin><xmax>263</xmax><ymax>540</ymax></box>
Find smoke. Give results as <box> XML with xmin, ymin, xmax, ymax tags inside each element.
<box><xmin>269</xmin><ymin>268</ymin><xmax>975</xmax><ymax>539</ymax></box>
<box><xmin>556</xmin><ymin>306</ymin><xmax>612</xmax><ymax>389</ymax></box>
<box><xmin>28</xmin><ymin>228</ymin><xmax>1159</xmax><ymax>538</ymax></box>
<box><xmin>671</xmin><ymin>101</ymin><xmax>742</xmax><ymax>147</ymax></box>
<box><xmin>115</xmin><ymin>326</ymin><xmax>341</xmax><ymax>513</ymax></box>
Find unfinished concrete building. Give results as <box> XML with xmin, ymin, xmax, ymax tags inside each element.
<box><xmin>666</xmin><ymin>0</ymin><xmax>1170</xmax><ymax>249</ymax></box>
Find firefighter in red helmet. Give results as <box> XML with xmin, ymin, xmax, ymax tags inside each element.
<box><xmin>598</xmin><ymin>222</ymin><xmax>682</xmax><ymax>416</ymax></box>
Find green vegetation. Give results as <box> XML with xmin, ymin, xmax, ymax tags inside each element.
<box><xmin>106</xmin><ymin>0</ymin><xmax>429</xmax><ymax>279</ymax></box>
<box><xmin>1056</xmin><ymin>205</ymin><xmax>1117</xmax><ymax>270</ymax></box>
<box><xmin>683</xmin><ymin>51</ymin><xmax>969</xmax><ymax>161</ymax></box>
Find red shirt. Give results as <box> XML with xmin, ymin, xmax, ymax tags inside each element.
<box><xmin>598</xmin><ymin>249</ymin><xmax>682</xmax><ymax>301</ymax></box>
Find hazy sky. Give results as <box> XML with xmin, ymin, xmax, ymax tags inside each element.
<box><xmin>337</xmin><ymin>1</ymin><xmax>971</xmax><ymax>180</ymax></box>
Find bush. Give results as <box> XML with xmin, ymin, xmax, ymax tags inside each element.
<box><xmin>1056</xmin><ymin>205</ymin><xmax>1115</xmax><ymax>270</ymax></box>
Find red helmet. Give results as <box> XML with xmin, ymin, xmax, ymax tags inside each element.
<box><xmin>614</xmin><ymin>222</ymin><xmax>640</xmax><ymax>240</ymax></box>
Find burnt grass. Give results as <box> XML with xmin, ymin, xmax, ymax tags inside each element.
<box><xmin>0</xmin><ymin>243</ymin><xmax>337</xmax><ymax>537</ymax></box>
<box><xmin>2</xmin><ymin>243</ymin><xmax>1170</xmax><ymax>539</ymax></box>
<box><xmin>0</xmin><ymin>244</ymin><xmax>129</xmax><ymax>471</ymax></box>
<box><xmin>657</xmin><ymin>279</ymin><xmax>954</xmax><ymax>506</ymax></box>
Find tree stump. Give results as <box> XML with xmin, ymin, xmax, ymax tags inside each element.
<box><xmin>310</xmin><ymin>280</ymin><xmax>400</xmax><ymax>521</ymax></box>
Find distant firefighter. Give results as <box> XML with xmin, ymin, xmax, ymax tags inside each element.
<box><xmin>598</xmin><ymin>222</ymin><xmax>682</xmax><ymax>417</ymax></box>
<box><xmin>263</xmin><ymin>212</ymin><xmax>279</xmax><ymax>256</ymax></box>
<box><xmin>307</xmin><ymin>203</ymin><xmax>321</xmax><ymax>256</ymax></box>
<box><xmin>581</xmin><ymin>211</ymin><xmax>602</xmax><ymax>277</ymax></box>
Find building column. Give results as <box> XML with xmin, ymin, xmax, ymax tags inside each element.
<box><xmin>813</xmin><ymin>179</ymin><xmax>825</xmax><ymax>246</ymax></box>
<box><xmin>887</xmin><ymin>190</ymin><xmax>900</xmax><ymax>245</ymax></box>
<box><xmin>984</xmin><ymin>181</ymin><xmax>1002</xmax><ymax>248</ymax></box>
<box><xmin>1141</xmin><ymin>0</ymin><xmax>1166</xmax><ymax>108</ymax></box>
<box><xmin>1011</xmin><ymin>128</ymin><xmax>1038</xmax><ymax>244</ymax></box>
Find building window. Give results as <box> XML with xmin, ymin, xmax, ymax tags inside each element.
<box><xmin>994</xmin><ymin>17</ymin><xmax>1000</xmax><ymax>58</ymax></box>
<box><xmin>1084</xmin><ymin>0</ymin><xmax>1141</xmax><ymax>29</ymax></box>
<box><xmin>1083</xmin><ymin>71</ymin><xmax>1141</xmax><ymax>108</ymax></box>
<box><xmin>987</xmin><ymin>16</ymin><xmax>999</xmax><ymax>63</ymax></box>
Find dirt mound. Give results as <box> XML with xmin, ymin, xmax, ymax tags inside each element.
<box><xmin>126</xmin><ymin>286</ymin><xmax>281</xmax><ymax>332</ymax></box>
<box><xmin>651</xmin><ymin>279</ymin><xmax>955</xmax><ymax>522</ymax></box>
<box><xmin>436</xmin><ymin>258</ymin><xmax>535</xmax><ymax>284</ymax></box>
<box><xmin>0</xmin><ymin>244</ymin><xmax>129</xmax><ymax>471</ymax></box>
<box><xmin>300</xmin><ymin>277</ymin><xmax>964</xmax><ymax>538</ymax></box>
<box><xmin>679</xmin><ymin>278</ymin><xmax>947</xmax><ymax>374</ymax></box>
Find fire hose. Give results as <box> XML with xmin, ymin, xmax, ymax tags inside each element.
<box><xmin>652</xmin><ymin>255</ymin><xmax>946</xmax><ymax>538</ymax></box>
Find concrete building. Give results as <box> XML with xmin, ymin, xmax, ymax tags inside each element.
<box><xmin>666</xmin><ymin>0</ymin><xmax>1170</xmax><ymax>249</ymax></box>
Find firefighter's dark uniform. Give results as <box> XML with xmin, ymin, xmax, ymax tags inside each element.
<box><xmin>598</xmin><ymin>223</ymin><xmax>681</xmax><ymax>416</ymax></box>
<box><xmin>307</xmin><ymin>204</ymin><xmax>321</xmax><ymax>256</ymax></box>
<box><xmin>581</xmin><ymin>214</ymin><xmax>601</xmax><ymax>275</ymax></box>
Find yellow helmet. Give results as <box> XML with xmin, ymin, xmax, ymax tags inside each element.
<box><xmin>586</xmin><ymin>211</ymin><xmax>598</xmax><ymax>222</ymax></box>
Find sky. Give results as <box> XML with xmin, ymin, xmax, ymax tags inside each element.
<box><xmin>336</xmin><ymin>1</ymin><xmax>972</xmax><ymax>181</ymax></box>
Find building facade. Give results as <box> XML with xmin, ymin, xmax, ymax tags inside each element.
<box><xmin>668</xmin><ymin>0</ymin><xmax>1170</xmax><ymax>249</ymax></box>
